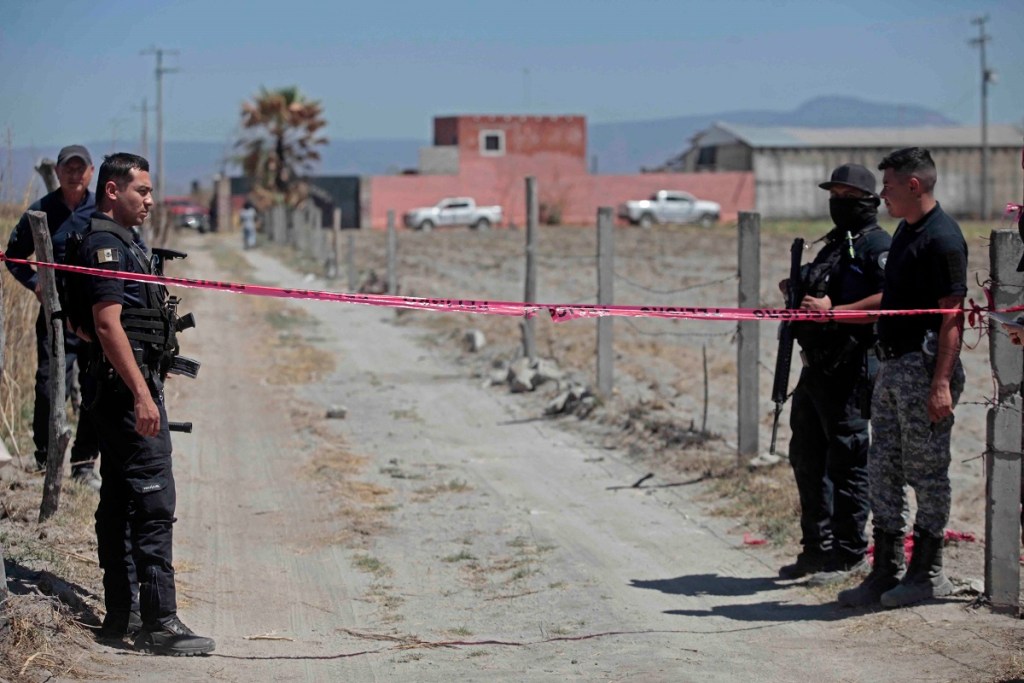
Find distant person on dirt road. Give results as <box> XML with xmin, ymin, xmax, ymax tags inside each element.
<box><xmin>77</xmin><ymin>152</ymin><xmax>214</xmax><ymax>655</ymax></box>
<box><xmin>4</xmin><ymin>144</ymin><xmax>102</xmax><ymax>490</ymax></box>
<box><xmin>777</xmin><ymin>164</ymin><xmax>891</xmax><ymax>586</ymax></box>
<box><xmin>240</xmin><ymin>199</ymin><xmax>258</xmax><ymax>249</ymax></box>
<box><xmin>838</xmin><ymin>147</ymin><xmax>967</xmax><ymax>609</ymax></box>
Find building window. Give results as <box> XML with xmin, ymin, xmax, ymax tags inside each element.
<box><xmin>480</xmin><ymin>130</ymin><xmax>505</xmax><ymax>157</ymax></box>
<box><xmin>697</xmin><ymin>146</ymin><xmax>717</xmax><ymax>168</ymax></box>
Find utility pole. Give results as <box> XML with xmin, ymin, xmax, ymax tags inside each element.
<box><xmin>132</xmin><ymin>97</ymin><xmax>151</xmax><ymax>157</ymax></box>
<box><xmin>142</xmin><ymin>46</ymin><xmax>179</xmax><ymax>243</ymax></box>
<box><xmin>109</xmin><ymin>118</ymin><xmax>126</xmax><ymax>153</ymax></box>
<box><xmin>970</xmin><ymin>16</ymin><xmax>994</xmax><ymax>221</ymax></box>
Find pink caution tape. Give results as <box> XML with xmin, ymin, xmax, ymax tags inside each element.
<box><xmin>3</xmin><ymin>251</ymin><xmax>1021</xmax><ymax>324</ymax></box>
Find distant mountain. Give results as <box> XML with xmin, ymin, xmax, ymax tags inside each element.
<box><xmin>0</xmin><ymin>96</ymin><xmax>959</xmax><ymax>201</ymax></box>
<box><xmin>588</xmin><ymin>96</ymin><xmax>957</xmax><ymax>173</ymax></box>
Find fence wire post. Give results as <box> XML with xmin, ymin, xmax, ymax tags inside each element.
<box><xmin>347</xmin><ymin>230</ymin><xmax>357</xmax><ymax>292</ymax></box>
<box><xmin>737</xmin><ymin>211</ymin><xmax>761</xmax><ymax>466</ymax></box>
<box><xmin>27</xmin><ymin>211</ymin><xmax>71</xmax><ymax>521</ymax></box>
<box><xmin>596</xmin><ymin>206</ymin><xmax>614</xmax><ymax>396</ymax></box>
<box><xmin>327</xmin><ymin>208</ymin><xmax>341</xmax><ymax>279</ymax></box>
<box><xmin>523</xmin><ymin>177</ymin><xmax>538</xmax><ymax>360</ymax></box>
<box><xmin>386</xmin><ymin>210</ymin><xmax>397</xmax><ymax>294</ymax></box>
<box><xmin>985</xmin><ymin>228</ymin><xmax>1023</xmax><ymax>615</ymax></box>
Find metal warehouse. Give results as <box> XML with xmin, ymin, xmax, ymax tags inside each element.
<box><xmin>667</xmin><ymin>122</ymin><xmax>1023</xmax><ymax>219</ymax></box>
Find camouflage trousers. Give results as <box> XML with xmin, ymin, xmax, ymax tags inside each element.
<box><xmin>869</xmin><ymin>350</ymin><xmax>965</xmax><ymax>537</ymax></box>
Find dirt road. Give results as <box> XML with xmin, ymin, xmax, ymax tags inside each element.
<box><xmin>81</xmin><ymin>232</ymin><xmax>1020</xmax><ymax>682</ymax></box>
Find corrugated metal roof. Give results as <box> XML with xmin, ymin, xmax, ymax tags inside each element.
<box><xmin>712</xmin><ymin>121</ymin><xmax>1023</xmax><ymax>148</ymax></box>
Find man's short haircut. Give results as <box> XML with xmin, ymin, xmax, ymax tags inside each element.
<box><xmin>96</xmin><ymin>153</ymin><xmax>150</xmax><ymax>207</ymax></box>
<box><xmin>878</xmin><ymin>147</ymin><xmax>937</xmax><ymax>193</ymax></box>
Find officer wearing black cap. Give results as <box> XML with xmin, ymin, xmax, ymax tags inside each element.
<box><xmin>777</xmin><ymin>163</ymin><xmax>891</xmax><ymax>585</ymax></box>
<box><xmin>4</xmin><ymin>144</ymin><xmax>102</xmax><ymax>488</ymax></box>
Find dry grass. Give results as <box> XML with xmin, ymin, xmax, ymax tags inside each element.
<box><xmin>1</xmin><ymin>475</ymin><xmax>106</xmax><ymax>681</ymax></box>
<box><xmin>1</xmin><ymin>202</ymin><xmax>40</xmax><ymax>463</ymax></box>
<box><xmin>1</xmin><ymin>200</ymin><xmax>109</xmax><ymax>680</ymax></box>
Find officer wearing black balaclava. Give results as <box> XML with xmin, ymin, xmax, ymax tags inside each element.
<box><xmin>777</xmin><ymin>163</ymin><xmax>892</xmax><ymax>586</ymax></box>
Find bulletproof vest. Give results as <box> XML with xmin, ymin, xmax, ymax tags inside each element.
<box><xmin>793</xmin><ymin>225</ymin><xmax>883</xmax><ymax>356</ymax></box>
<box><xmin>74</xmin><ymin>219</ymin><xmax>191</xmax><ymax>381</ymax></box>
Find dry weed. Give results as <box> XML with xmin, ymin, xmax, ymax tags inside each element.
<box><xmin>1</xmin><ymin>223</ymin><xmax>40</xmax><ymax>461</ymax></box>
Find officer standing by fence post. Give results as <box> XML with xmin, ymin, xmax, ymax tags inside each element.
<box><xmin>77</xmin><ymin>153</ymin><xmax>214</xmax><ymax>655</ymax></box>
<box><xmin>4</xmin><ymin>145</ymin><xmax>102</xmax><ymax>489</ymax></box>
<box><xmin>778</xmin><ymin>164</ymin><xmax>891</xmax><ymax>585</ymax></box>
<box><xmin>838</xmin><ymin>147</ymin><xmax>968</xmax><ymax>609</ymax></box>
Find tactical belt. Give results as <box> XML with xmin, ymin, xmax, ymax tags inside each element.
<box><xmin>801</xmin><ymin>336</ymin><xmax>865</xmax><ymax>372</ymax></box>
<box><xmin>874</xmin><ymin>338</ymin><xmax>921</xmax><ymax>362</ymax></box>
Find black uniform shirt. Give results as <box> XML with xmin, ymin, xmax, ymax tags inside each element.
<box><xmin>4</xmin><ymin>189</ymin><xmax>94</xmax><ymax>291</ymax></box>
<box><xmin>877</xmin><ymin>203</ymin><xmax>967</xmax><ymax>346</ymax></box>
<box><xmin>81</xmin><ymin>213</ymin><xmax>147</xmax><ymax>311</ymax></box>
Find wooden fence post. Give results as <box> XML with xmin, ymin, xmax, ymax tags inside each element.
<box><xmin>328</xmin><ymin>208</ymin><xmax>341</xmax><ymax>280</ymax></box>
<box><xmin>737</xmin><ymin>211</ymin><xmax>761</xmax><ymax>466</ymax></box>
<box><xmin>386</xmin><ymin>210</ymin><xmax>397</xmax><ymax>294</ymax></box>
<box><xmin>985</xmin><ymin>228</ymin><xmax>1023</xmax><ymax>615</ymax></box>
<box><xmin>35</xmin><ymin>159</ymin><xmax>58</xmax><ymax>193</ymax></box>
<box><xmin>596</xmin><ymin>206</ymin><xmax>614</xmax><ymax>396</ymax></box>
<box><xmin>26</xmin><ymin>211</ymin><xmax>71</xmax><ymax>522</ymax></box>
<box><xmin>347</xmin><ymin>230</ymin><xmax>357</xmax><ymax>292</ymax></box>
<box><xmin>522</xmin><ymin>177</ymin><xmax>538</xmax><ymax>360</ymax></box>
<box><xmin>214</xmin><ymin>174</ymin><xmax>230</xmax><ymax>234</ymax></box>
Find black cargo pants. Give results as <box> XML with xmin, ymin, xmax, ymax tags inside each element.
<box><xmin>787</xmin><ymin>354</ymin><xmax>875</xmax><ymax>564</ymax></box>
<box><xmin>93</xmin><ymin>375</ymin><xmax>177</xmax><ymax>627</ymax></box>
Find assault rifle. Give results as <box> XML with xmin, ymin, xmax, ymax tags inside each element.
<box><xmin>151</xmin><ymin>247</ymin><xmax>200</xmax><ymax>430</ymax></box>
<box><xmin>150</xmin><ymin>247</ymin><xmax>200</xmax><ymax>379</ymax></box>
<box><xmin>769</xmin><ymin>238</ymin><xmax>805</xmax><ymax>455</ymax></box>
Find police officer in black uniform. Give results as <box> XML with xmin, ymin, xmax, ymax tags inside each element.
<box><xmin>77</xmin><ymin>153</ymin><xmax>214</xmax><ymax>655</ymax></box>
<box><xmin>4</xmin><ymin>145</ymin><xmax>101</xmax><ymax>487</ymax></box>
<box><xmin>778</xmin><ymin>164</ymin><xmax>891</xmax><ymax>585</ymax></box>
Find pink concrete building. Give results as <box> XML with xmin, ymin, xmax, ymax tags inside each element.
<box><xmin>362</xmin><ymin>115</ymin><xmax>754</xmax><ymax>229</ymax></box>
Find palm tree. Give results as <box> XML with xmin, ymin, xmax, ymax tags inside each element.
<box><xmin>236</xmin><ymin>86</ymin><xmax>327</xmax><ymax>205</ymax></box>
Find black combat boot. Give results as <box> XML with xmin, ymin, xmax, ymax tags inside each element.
<box><xmin>96</xmin><ymin>608</ymin><xmax>143</xmax><ymax>643</ymax></box>
<box><xmin>880</xmin><ymin>527</ymin><xmax>953</xmax><ymax>608</ymax></box>
<box><xmin>134</xmin><ymin>615</ymin><xmax>215</xmax><ymax>656</ymax></box>
<box><xmin>779</xmin><ymin>549</ymin><xmax>829</xmax><ymax>580</ymax></box>
<box><xmin>837</xmin><ymin>529</ymin><xmax>904</xmax><ymax>607</ymax></box>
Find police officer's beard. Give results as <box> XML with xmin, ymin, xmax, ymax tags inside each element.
<box><xmin>829</xmin><ymin>197</ymin><xmax>879</xmax><ymax>232</ymax></box>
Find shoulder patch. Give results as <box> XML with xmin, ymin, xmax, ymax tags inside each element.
<box><xmin>95</xmin><ymin>248</ymin><xmax>119</xmax><ymax>264</ymax></box>
<box><xmin>878</xmin><ymin>252</ymin><xmax>888</xmax><ymax>269</ymax></box>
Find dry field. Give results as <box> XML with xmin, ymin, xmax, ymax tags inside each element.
<box><xmin>334</xmin><ymin>218</ymin><xmax>1012</xmax><ymax>550</ymax></box>
<box><xmin>0</xmin><ymin>214</ymin><xmax>1019</xmax><ymax>680</ymax></box>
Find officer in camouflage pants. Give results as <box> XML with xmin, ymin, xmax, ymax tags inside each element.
<box><xmin>838</xmin><ymin>147</ymin><xmax>968</xmax><ymax>609</ymax></box>
<box><xmin>869</xmin><ymin>350</ymin><xmax>965</xmax><ymax>538</ymax></box>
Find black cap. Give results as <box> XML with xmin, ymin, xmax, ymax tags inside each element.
<box><xmin>56</xmin><ymin>144</ymin><xmax>92</xmax><ymax>167</ymax></box>
<box><xmin>819</xmin><ymin>163</ymin><xmax>878</xmax><ymax>199</ymax></box>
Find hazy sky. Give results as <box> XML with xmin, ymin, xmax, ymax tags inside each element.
<box><xmin>1</xmin><ymin>0</ymin><xmax>1021</xmax><ymax>150</ymax></box>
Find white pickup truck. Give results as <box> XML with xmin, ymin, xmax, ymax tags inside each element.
<box><xmin>618</xmin><ymin>190</ymin><xmax>721</xmax><ymax>229</ymax></box>
<box><xmin>403</xmin><ymin>197</ymin><xmax>503</xmax><ymax>232</ymax></box>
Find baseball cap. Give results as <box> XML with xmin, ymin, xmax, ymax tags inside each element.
<box><xmin>56</xmin><ymin>145</ymin><xmax>92</xmax><ymax>167</ymax></box>
<box><xmin>819</xmin><ymin>163</ymin><xmax>878</xmax><ymax>199</ymax></box>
